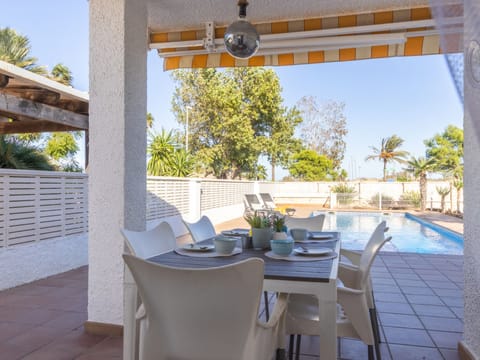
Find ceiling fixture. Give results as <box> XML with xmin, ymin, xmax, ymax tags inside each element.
<box><xmin>224</xmin><ymin>0</ymin><xmax>260</xmax><ymax>59</ymax></box>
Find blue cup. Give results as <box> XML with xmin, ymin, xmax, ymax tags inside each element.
<box><xmin>270</xmin><ymin>239</ymin><xmax>294</xmax><ymax>256</ymax></box>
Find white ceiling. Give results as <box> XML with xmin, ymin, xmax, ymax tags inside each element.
<box><xmin>147</xmin><ymin>0</ymin><xmax>430</xmax><ymax>32</ymax></box>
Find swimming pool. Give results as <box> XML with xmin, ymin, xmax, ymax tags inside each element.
<box><xmin>311</xmin><ymin>211</ymin><xmax>463</xmax><ymax>255</ymax></box>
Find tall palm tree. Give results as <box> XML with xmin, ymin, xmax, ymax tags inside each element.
<box><xmin>406</xmin><ymin>156</ymin><xmax>436</xmax><ymax>211</ymax></box>
<box><xmin>365</xmin><ymin>135</ymin><xmax>409</xmax><ymax>181</ymax></box>
<box><xmin>0</xmin><ymin>27</ymin><xmax>47</xmax><ymax>74</ymax></box>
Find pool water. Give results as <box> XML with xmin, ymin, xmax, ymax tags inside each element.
<box><xmin>311</xmin><ymin>211</ymin><xmax>463</xmax><ymax>255</ymax></box>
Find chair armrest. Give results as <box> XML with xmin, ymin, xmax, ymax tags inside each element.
<box><xmin>340</xmin><ymin>248</ymin><xmax>362</xmax><ymax>266</ymax></box>
<box><xmin>257</xmin><ymin>293</ymin><xmax>288</xmax><ymax>329</ymax></box>
<box><xmin>338</xmin><ymin>264</ymin><xmax>359</xmax><ymax>289</ymax></box>
<box><xmin>135</xmin><ymin>303</ymin><xmax>146</xmax><ymax>320</ymax></box>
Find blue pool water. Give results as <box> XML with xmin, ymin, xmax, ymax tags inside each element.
<box><xmin>311</xmin><ymin>211</ymin><xmax>463</xmax><ymax>255</ymax></box>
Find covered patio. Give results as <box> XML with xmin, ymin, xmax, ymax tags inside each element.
<box><xmin>86</xmin><ymin>0</ymin><xmax>478</xmax><ymax>359</ymax></box>
<box><xmin>0</xmin><ymin>210</ymin><xmax>464</xmax><ymax>359</ymax></box>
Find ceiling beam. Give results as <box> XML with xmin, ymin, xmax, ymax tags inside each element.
<box><xmin>0</xmin><ymin>120</ymin><xmax>80</xmax><ymax>134</ymax></box>
<box><xmin>0</xmin><ymin>92</ymin><xmax>88</xmax><ymax>130</ymax></box>
<box><xmin>0</xmin><ymin>74</ymin><xmax>9</xmax><ymax>88</ymax></box>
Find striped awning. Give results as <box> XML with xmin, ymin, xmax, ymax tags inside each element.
<box><xmin>150</xmin><ymin>6</ymin><xmax>463</xmax><ymax>71</ymax></box>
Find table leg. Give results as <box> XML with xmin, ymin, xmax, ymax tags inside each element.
<box><xmin>316</xmin><ymin>281</ymin><xmax>337</xmax><ymax>359</ymax></box>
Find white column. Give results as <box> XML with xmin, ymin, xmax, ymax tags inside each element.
<box><xmin>188</xmin><ymin>179</ymin><xmax>202</xmax><ymax>221</ymax></box>
<box><xmin>463</xmin><ymin>0</ymin><xmax>480</xmax><ymax>356</ymax></box>
<box><xmin>88</xmin><ymin>0</ymin><xmax>147</xmax><ymax>326</ymax></box>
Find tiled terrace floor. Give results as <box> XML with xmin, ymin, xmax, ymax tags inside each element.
<box><xmin>0</xmin><ymin>210</ymin><xmax>464</xmax><ymax>359</ymax></box>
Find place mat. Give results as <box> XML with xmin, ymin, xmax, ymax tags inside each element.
<box><xmin>264</xmin><ymin>250</ymin><xmax>338</xmax><ymax>262</ymax></box>
<box><xmin>174</xmin><ymin>247</ymin><xmax>242</xmax><ymax>258</ymax></box>
<box><xmin>295</xmin><ymin>238</ymin><xmax>338</xmax><ymax>244</ymax></box>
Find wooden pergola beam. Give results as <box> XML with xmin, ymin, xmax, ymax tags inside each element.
<box><xmin>0</xmin><ymin>120</ymin><xmax>80</xmax><ymax>134</ymax></box>
<box><xmin>0</xmin><ymin>92</ymin><xmax>88</xmax><ymax>131</ymax></box>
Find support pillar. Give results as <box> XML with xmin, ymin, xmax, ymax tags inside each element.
<box><xmin>87</xmin><ymin>0</ymin><xmax>147</xmax><ymax>329</ymax></box>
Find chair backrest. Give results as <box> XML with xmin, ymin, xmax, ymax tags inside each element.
<box><xmin>244</xmin><ymin>194</ymin><xmax>264</xmax><ymax>211</ymax></box>
<box><xmin>259</xmin><ymin>193</ymin><xmax>275</xmax><ymax>209</ymax></box>
<box><xmin>121</xmin><ymin>221</ymin><xmax>177</xmax><ymax>259</ymax></box>
<box><xmin>183</xmin><ymin>215</ymin><xmax>216</xmax><ymax>243</ymax></box>
<box><xmin>123</xmin><ymin>255</ymin><xmax>265</xmax><ymax>360</ymax></box>
<box><xmin>356</xmin><ymin>221</ymin><xmax>391</xmax><ymax>288</ymax></box>
<box><xmin>285</xmin><ymin>214</ymin><xmax>326</xmax><ymax>232</ymax></box>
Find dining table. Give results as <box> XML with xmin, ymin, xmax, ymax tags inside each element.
<box><xmin>145</xmin><ymin>230</ymin><xmax>341</xmax><ymax>360</ymax></box>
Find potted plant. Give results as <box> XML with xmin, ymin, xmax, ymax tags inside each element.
<box><xmin>244</xmin><ymin>211</ymin><xmax>272</xmax><ymax>249</ymax></box>
<box><xmin>272</xmin><ymin>214</ymin><xmax>288</xmax><ymax>240</ymax></box>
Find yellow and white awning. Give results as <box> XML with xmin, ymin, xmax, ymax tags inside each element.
<box><xmin>150</xmin><ymin>6</ymin><xmax>462</xmax><ymax>71</ymax></box>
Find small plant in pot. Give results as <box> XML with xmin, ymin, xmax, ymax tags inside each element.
<box><xmin>271</xmin><ymin>214</ymin><xmax>288</xmax><ymax>240</ymax></box>
<box><xmin>244</xmin><ymin>211</ymin><xmax>272</xmax><ymax>249</ymax></box>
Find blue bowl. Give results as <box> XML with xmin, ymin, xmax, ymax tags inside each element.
<box><xmin>270</xmin><ymin>239</ymin><xmax>294</xmax><ymax>256</ymax></box>
<box><xmin>214</xmin><ymin>236</ymin><xmax>237</xmax><ymax>254</ymax></box>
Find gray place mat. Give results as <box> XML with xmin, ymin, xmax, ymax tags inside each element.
<box><xmin>264</xmin><ymin>250</ymin><xmax>338</xmax><ymax>262</ymax></box>
<box><xmin>174</xmin><ymin>247</ymin><xmax>242</xmax><ymax>258</ymax></box>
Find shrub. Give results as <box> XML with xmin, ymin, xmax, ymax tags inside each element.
<box><xmin>331</xmin><ymin>183</ymin><xmax>356</xmax><ymax>205</ymax></box>
<box><xmin>370</xmin><ymin>193</ymin><xmax>394</xmax><ymax>208</ymax></box>
<box><xmin>400</xmin><ymin>190</ymin><xmax>421</xmax><ymax>208</ymax></box>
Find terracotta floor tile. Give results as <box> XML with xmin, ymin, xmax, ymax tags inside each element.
<box><xmin>42</xmin><ymin>311</ymin><xmax>87</xmax><ymax>331</ymax></box>
<box><xmin>5</xmin><ymin>325</ymin><xmax>66</xmax><ymax>354</ymax></box>
<box><xmin>0</xmin><ymin>322</ymin><xmax>35</xmax><ymax>342</ymax></box>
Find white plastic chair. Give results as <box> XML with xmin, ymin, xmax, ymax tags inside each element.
<box><xmin>339</xmin><ymin>222</ymin><xmax>390</xmax><ymax>353</ymax></box>
<box><xmin>123</xmin><ymin>255</ymin><xmax>288</xmax><ymax>360</ymax></box>
<box><xmin>121</xmin><ymin>221</ymin><xmax>177</xmax><ymax>258</ymax></box>
<box><xmin>183</xmin><ymin>215</ymin><xmax>216</xmax><ymax>243</ymax></box>
<box><xmin>121</xmin><ymin>221</ymin><xmax>178</xmax><ymax>360</ymax></box>
<box><xmin>284</xmin><ymin>214</ymin><xmax>325</xmax><ymax>232</ymax></box>
<box><xmin>286</xmin><ymin>221</ymin><xmax>391</xmax><ymax>360</ymax></box>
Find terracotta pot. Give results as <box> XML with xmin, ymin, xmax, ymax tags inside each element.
<box><xmin>251</xmin><ymin>228</ymin><xmax>272</xmax><ymax>249</ymax></box>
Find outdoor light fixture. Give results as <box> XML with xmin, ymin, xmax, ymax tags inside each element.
<box><xmin>224</xmin><ymin>0</ymin><xmax>260</xmax><ymax>59</ymax></box>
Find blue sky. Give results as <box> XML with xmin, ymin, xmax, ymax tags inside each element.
<box><xmin>1</xmin><ymin>0</ymin><xmax>463</xmax><ymax>179</ymax></box>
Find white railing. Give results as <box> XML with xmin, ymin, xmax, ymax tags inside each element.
<box><xmin>1</xmin><ymin>170</ymin><xmax>464</xmax><ymax>248</ymax></box>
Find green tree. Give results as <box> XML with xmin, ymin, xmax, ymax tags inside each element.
<box><xmin>0</xmin><ymin>135</ymin><xmax>53</xmax><ymax>170</ymax></box>
<box><xmin>366</xmin><ymin>135</ymin><xmax>409</xmax><ymax>181</ymax></box>
<box><xmin>406</xmin><ymin>156</ymin><xmax>436</xmax><ymax>211</ymax></box>
<box><xmin>289</xmin><ymin>149</ymin><xmax>335</xmax><ymax>181</ymax></box>
<box><xmin>0</xmin><ymin>27</ymin><xmax>47</xmax><ymax>74</ymax></box>
<box><xmin>297</xmin><ymin>97</ymin><xmax>348</xmax><ymax>170</ymax></box>
<box><xmin>171</xmin><ymin>68</ymin><xmax>301</xmax><ymax>180</ymax></box>
<box><xmin>50</xmin><ymin>63</ymin><xmax>73</xmax><ymax>85</ymax></box>
<box><xmin>147</xmin><ymin>112</ymin><xmax>155</xmax><ymax>129</ymax></box>
<box><xmin>453</xmin><ymin>179</ymin><xmax>463</xmax><ymax>214</ymax></box>
<box><xmin>44</xmin><ymin>132</ymin><xmax>81</xmax><ymax>171</ymax></box>
<box><xmin>147</xmin><ymin>129</ymin><xmax>193</xmax><ymax>177</ymax></box>
<box><xmin>424</xmin><ymin>125</ymin><xmax>463</xmax><ymax>176</ymax></box>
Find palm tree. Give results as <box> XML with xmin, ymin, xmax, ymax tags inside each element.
<box><xmin>453</xmin><ymin>178</ymin><xmax>463</xmax><ymax>214</ymax></box>
<box><xmin>406</xmin><ymin>156</ymin><xmax>436</xmax><ymax>211</ymax></box>
<box><xmin>0</xmin><ymin>135</ymin><xmax>53</xmax><ymax>170</ymax></box>
<box><xmin>0</xmin><ymin>27</ymin><xmax>47</xmax><ymax>74</ymax></box>
<box><xmin>436</xmin><ymin>186</ymin><xmax>451</xmax><ymax>213</ymax></box>
<box><xmin>365</xmin><ymin>135</ymin><xmax>409</xmax><ymax>181</ymax></box>
<box><xmin>147</xmin><ymin>129</ymin><xmax>175</xmax><ymax>176</ymax></box>
<box><xmin>169</xmin><ymin>149</ymin><xmax>194</xmax><ymax>177</ymax></box>
<box><xmin>50</xmin><ymin>63</ymin><xmax>73</xmax><ymax>85</ymax></box>
<box><xmin>146</xmin><ymin>113</ymin><xmax>155</xmax><ymax>129</ymax></box>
